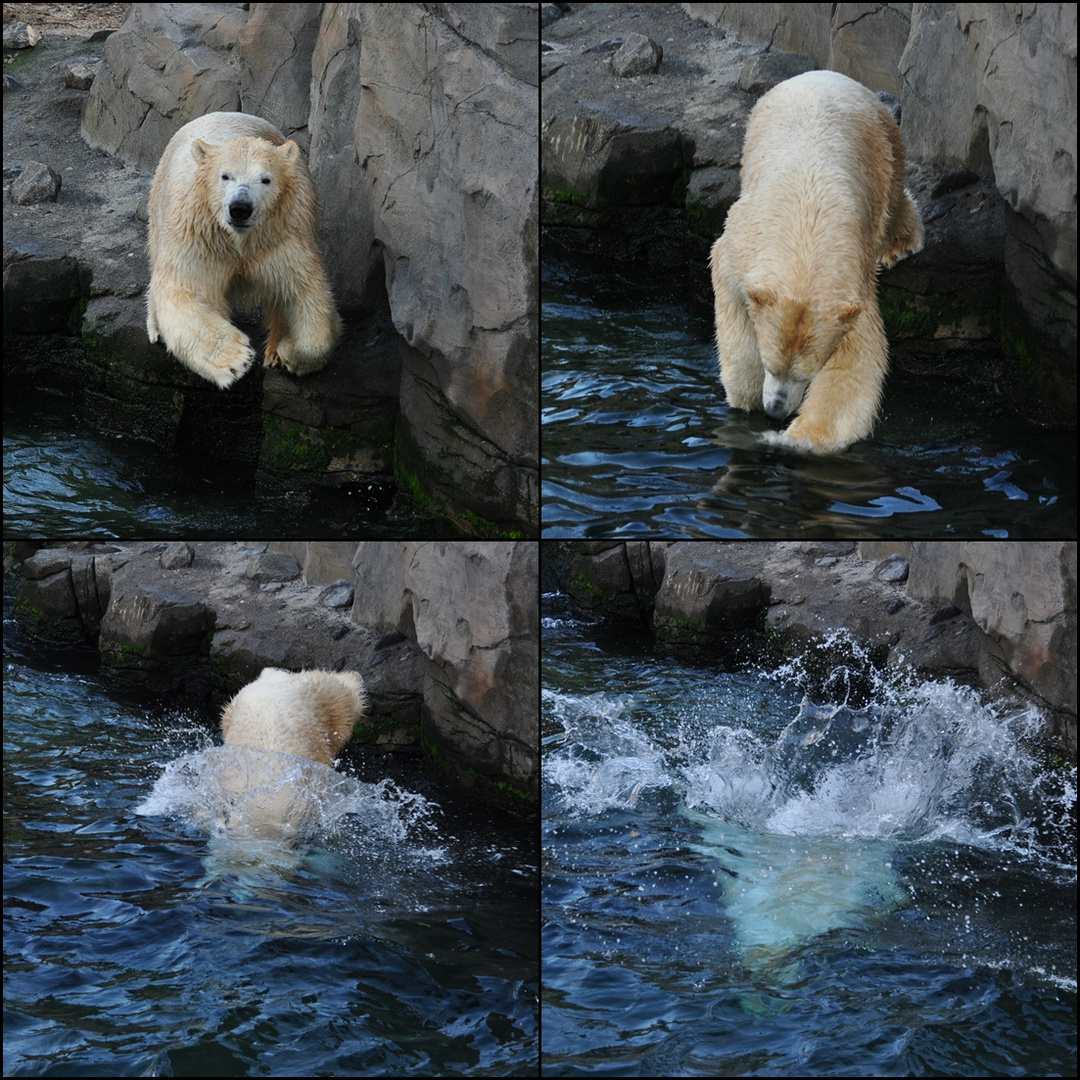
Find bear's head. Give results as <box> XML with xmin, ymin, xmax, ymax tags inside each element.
<box><xmin>191</xmin><ymin>136</ymin><xmax>301</xmax><ymax>235</ymax></box>
<box><xmin>745</xmin><ymin>287</ymin><xmax>862</xmax><ymax>418</ymax></box>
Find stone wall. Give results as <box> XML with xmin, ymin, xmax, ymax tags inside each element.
<box><xmin>906</xmin><ymin>541</ymin><xmax>1077</xmax><ymax>724</ymax></box>
<box><xmin>351</xmin><ymin>542</ymin><xmax>539</xmax><ymax>796</ymax></box>
<box><xmin>687</xmin><ymin>3</ymin><xmax>908</xmax><ymax>92</ymax></box>
<box><xmin>553</xmin><ymin>540</ymin><xmax>1077</xmax><ymax>758</ymax></box>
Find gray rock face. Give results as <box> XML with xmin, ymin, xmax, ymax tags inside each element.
<box><xmin>11</xmin><ymin>161</ymin><xmax>62</xmax><ymax>205</ymax></box>
<box><xmin>566</xmin><ymin>542</ymin><xmax>667</xmax><ymax>624</ymax></box>
<box><xmin>312</xmin><ymin>5</ymin><xmax>539</xmax><ymax>532</ymax></box>
<box><xmin>551</xmin><ymin>540</ymin><xmax>1076</xmax><ymax>758</ymax></box>
<box><xmin>907</xmin><ymin>542</ymin><xmax>1077</xmax><ymax>728</ymax></box>
<box><xmin>15</xmin><ymin>546</ymin><xmax>123</xmax><ymax>644</ymax></box>
<box><xmin>351</xmin><ymin>541</ymin><xmax>539</xmax><ymax>797</ymax></box>
<box><xmin>98</xmin><ymin>586</ymin><xmax>215</xmax><ymax>694</ymax></box>
<box><xmin>77</xmin><ymin>3</ymin><xmax>538</xmax><ymax>533</ymax></box>
<box><xmin>243</xmin><ymin>554</ymin><xmax>302</xmax><ymax>585</ymax></box>
<box><xmin>899</xmin><ymin>4</ymin><xmax>1076</xmax><ymax>412</ymax></box>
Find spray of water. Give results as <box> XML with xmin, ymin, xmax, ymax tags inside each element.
<box><xmin>543</xmin><ymin>689</ymin><xmax>670</xmax><ymax>815</ymax></box>
<box><xmin>686</xmin><ymin>685</ymin><xmax>1065</xmax><ymax>855</ymax></box>
<box><xmin>137</xmin><ymin>745</ymin><xmax>439</xmax><ymax>851</ymax></box>
<box><xmin>544</xmin><ymin>632</ymin><xmax>1076</xmax><ymax>977</ymax></box>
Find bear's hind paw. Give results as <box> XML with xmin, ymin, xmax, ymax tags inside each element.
<box><xmin>264</xmin><ymin>338</ymin><xmax>333</xmax><ymax>377</ymax></box>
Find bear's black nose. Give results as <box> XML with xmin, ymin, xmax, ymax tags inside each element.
<box><xmin>228</xmin><ymin>199</ymin><xmax>254</xmax><ymax>226</ymax></box>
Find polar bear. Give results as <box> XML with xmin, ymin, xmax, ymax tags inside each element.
<box><xmin>217</xmin><ymin>668</ymin><xmax>366</xmax><ymax>841</ymax></box>
<box><xmin>221</xmin><ymin>667</ymin><xmax>366</xmax><ymax>762</ymax></box>
<box><xmin>710</xmin><ymin>71</ymin><xmax>924</xmax><ymax>453</ymax></box>
<box><xmin>147</xmin><ymin>112</ymin><xmax>342</xmax><ymax>389</ymax></box>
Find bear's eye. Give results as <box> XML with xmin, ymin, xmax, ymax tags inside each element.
<box><xmin>221</xmin><ymin>173</ymin><xmax>231</xmax><ymax>182</ymax></box>
<box><xmin>261</xmin><ymin>177</ymin><xmax>271</xmax><ymax>185</ymax></box>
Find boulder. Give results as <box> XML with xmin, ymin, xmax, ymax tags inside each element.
<box><xmin>351</xmin><ymin>541</ymin><xmax>539</xmax><ymax>798</ymax></box>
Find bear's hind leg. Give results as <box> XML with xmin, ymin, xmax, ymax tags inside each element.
<box><xmin>261</xmin><ymin>251</ymin><xmax>342</xmax><ymax>376</ymax></box>
<box><xmin>879</xmin><ymin>190</ymin><xmax>925</xmax><ymax>269</ymax></box>
<box><xmin>146</xmin><ymin>282</ymin><xmax>160</xmax><ymax>344</ymax></box>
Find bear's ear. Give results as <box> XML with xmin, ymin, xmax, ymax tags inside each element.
<box><xmin>833</xmin><ymin>301</ymin><xmax>862</xmax><ymax>325</ymax></box>
<box><xmin>746</xmin><ymin>286</ymin><xmax>774</xmax><ymax>310</ymax></box>
<box><xmin>190</xmin><ymin>139</ymin><xmax>211</xmax><ymax>163</ymax></box>
<box><xmin>279</xmin><ymin>140</ymin><xmax>301</xmax><ymax>163</ymax></box>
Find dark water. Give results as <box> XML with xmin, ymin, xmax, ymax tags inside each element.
<box><xmin>3</xmin><ymin>395</ymin><xmax>424</xmax><ymax>537</ymax></box>
<box><xmin>542</xmin><ymin>593</ymin><xmax>1077</xmax><ymax>1076</ymax></box>
<box><xmin>541</xmin><ymin>259</ymin><xmax>1076</xmax><ymax>538</ymax></box>
<box><xmin>3</xmin><ymin>617</ymin><xmax>538</xmax><ymax>1076</ymax></box>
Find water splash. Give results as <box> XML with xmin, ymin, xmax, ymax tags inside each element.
<box><xmin>543</xmin><ymin>689</ymin><xmax>669</xmax><ymax>814</ymax></box>
<box><xmin>543</xmin><ymin>639</ymin><xmax>1075</xmax><ymax>978</ymax></box>
<box><xmin>686</xmin><ymin>684</ymin><xmax>1063</xmax><ymax>854</ymax></box>
<box><xmin>137</xmin><ymin>745</ymin><xmax>438</xmax><ymax>849</ymax></box>
<box><xmin>684</xmin><ymin>677</ymin><xmax>1076</xmax><ymax>973</ymax></box>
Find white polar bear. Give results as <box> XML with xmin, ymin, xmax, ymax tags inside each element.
<box><xmin>216</xmin><ymin>668</ymin><xmax>367</xmax><ymax>841</ymax></box>
<box><xmin>147</xmin><ymin>112</ymin><xmax>342</xmax><ymax>389</ymax></box>
<box><xmin>710</xmin><ymin>71</ymin><xmax>924</xmax><ymax>453</ymax></box>
<box><xmin>221</xmin><ymin>667</ymin><xmax>366</xmax><ymax>763</ymax></box>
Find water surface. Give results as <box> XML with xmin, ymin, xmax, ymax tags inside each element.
<box><xmin>3</xmin><ymin>620</ymin><xmax>538</xmax><ymax>1076</ymax></box>
<box><xmin>542</xmin><ymin>259</ymin><xmax>1075</xmax><ymax>537</ymax></box>
<box><xmin>541</xmin><ymin>593</ymin><xmax>1076</xmax><ymax>1076</ymax></box>
<box><xmin>4</xmin><ymin>394</ymin><xmax>421</xmax><ymax>537</ymax></box>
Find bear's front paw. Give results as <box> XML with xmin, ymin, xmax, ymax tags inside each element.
<box><xmin>206</xmin><ymin>332</ymin><xmax>256</xmax><ymax>389</ymax></box>
<box><xmin>759</xmin><ymin>424</ymin><xmax>852</xmax><ymax>455</ymax></box>
<box><xmin>264</xmin><ymin>333</ymin><xmax>334</xmax><ymax>376</ymax></box>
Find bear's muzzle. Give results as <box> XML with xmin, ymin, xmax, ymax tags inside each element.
<box><xmin>227</xmin><ymin>196</ymin><xmax>255</xmax><ymax>229</ymax></box>
<box><xmin>763</xmin><ymin>372</ymin><xmax>808</xmax><ymax>419</ymax></box>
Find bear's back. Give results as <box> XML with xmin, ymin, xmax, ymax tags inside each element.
<box><xmin>220</xmin><ymin>668</ymin><xmax>365</xmax><ymax>765</ymax></box>
<box><xmin>740</xmin><ymin>71</ymin><xmax>899</xmax><ymax>196</ymax></box>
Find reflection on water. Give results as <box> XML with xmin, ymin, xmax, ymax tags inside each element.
<box><xmin>4</xmin><ymin>395</ymin><xmax>406</xmax><ymax>536</ymax></box>
<box><xmin>541</xmin><ymin>258</ymin><xmax>1075</xmax><ymax>537</ymax></box>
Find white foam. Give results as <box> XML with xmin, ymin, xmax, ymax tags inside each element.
<box><xmin>137</xmin><ymin>745</ymin><xmax>437</xmax><ymax>848</ymax></box>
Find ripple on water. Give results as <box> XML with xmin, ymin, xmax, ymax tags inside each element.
<box><xmin>542</xmin><ymin>613</ymin><xmax>1077</xmax><ymax>1075</ymax></box>
<box><xmin>541</xmin><ymin>258</ymin><xmax>1076</xmax><ymax>537</ymax></box>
